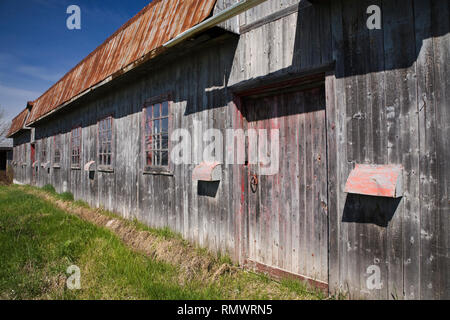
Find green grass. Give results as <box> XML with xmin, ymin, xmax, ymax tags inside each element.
<box><xmin>0</xmin><ymin>185</ymin><xmax>194</xmax><ymax>299</ymax></box>
<box><xmin>41</xmin><ymin>184</ymin><xmax>74</xmax><ymax>202</ymax></box>
<box><xmin>0</xmin><ymin>185</ymin><xmax>325</xmax><ymax>300</ymax></box>
<box><xmin>42</xmin><ymin>184</ymin><xmax>56</xmax><ymax>194</ymax></box>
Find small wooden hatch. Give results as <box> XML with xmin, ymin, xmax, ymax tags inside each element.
<box><xmin>192</xmin><ymin>162</ymin><xmax>222</xmax><ymax>181</ymax></box>
<box><xmin>345</xmin><ymin>164</ymin><xmax>403</xmax><ymax>198</ymax></box>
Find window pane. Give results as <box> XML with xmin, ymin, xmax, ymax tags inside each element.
<box><xmin>162</xmin><ymin>134</ymin><xmax>168</xmax><ymax>149</ymax></box>
<box><xmin>71</xmin><ymin>127</ymin><xmax>81</xmax><ymax>166</ymax></box>
<box><xmin>146</xmin><ymin>135</ymin><xmax>152</xmax><ymax>150</ymax></box>
<box><xmin>153</xmin><ymin>104</ymin><xmax>160</xmax><ymax>118</ymax></box>
<box><xmin>154</xmin><ymin>135</ymin><xmax>160</xmax><ymax>150</ymax></box>
<box><xmin>98</xmin><ymin>118</ymin><xmax>113</xmax><ymax>167</ymax></box>
<box><xmin>162</xmin><ymin>101</ymin><xmax>168</xmax><ymax>117</ymax></box>
<box><xmin>143</xmin><ymin>101</ymin><xmax>170</xmax><ymax>168</ymax></box>
<box><xmin>161</xmin><ymin>151</ymin><xmax>168</xmax><ymax>166</ymax></box>
<box><xmin>162</xmin><ymin>118</ymin><xmax>168</xmax><ymax>133</ymax></box>
<box><xmin>153</xmin><ymin>120</ymin><xmax>160</xmax><ymax>134</ymax></box>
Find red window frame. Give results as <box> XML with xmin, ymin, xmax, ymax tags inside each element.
<box><xmin>97</xmin><ymin>116</ymin><xmax>114</xmax><ymax>170</ymax></box>
<box><xmin>142</xmin><ymin>95</ymin><xmax>171</xmax><ymax>173</ymax></box>
<box><xmin>71</xmin><ymin>127</ymin><xmax>82</xmax><ymax>168</ymax></box>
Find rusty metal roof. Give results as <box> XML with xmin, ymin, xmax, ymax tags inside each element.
<box><xmin>7</xmin><ymin>108</ymin><xmax>29</xmax><ymax>137</ymax></box>
<box><xmin>25</xmin><ymin>0</ymin><xmax>217</xmax><ymax>125</ymax></box>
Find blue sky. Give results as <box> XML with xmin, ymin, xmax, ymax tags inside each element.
<box><xmin>0</xmin><ymin>0</ymin><xmax>151</xmax><ymax>121</ymax></box>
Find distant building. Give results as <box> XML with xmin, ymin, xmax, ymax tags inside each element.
<box><xmin>0</xmin><ymin>138</ymin><xmax>12</xmax><ymax>171</ymax></box>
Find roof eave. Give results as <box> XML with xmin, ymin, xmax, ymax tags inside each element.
<box><xmin>6</xmin><ymin>127</ymin><xmax>31</xmax><ymax>139</ymax></box>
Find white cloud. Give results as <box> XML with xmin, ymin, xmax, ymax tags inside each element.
<box><xmin>0</xmin><ymin>83</ymin><xmax>41</xmax><ymax>121</ymax></box>
<box><xmin>0</xmin><ymin>52</ymin><xmax>63</xmax><ymax>83</ymax></box>
<box><xmin>17</xmin><ymin>65</ymin><xmax>63</xmax><ymax>82</ymax></box>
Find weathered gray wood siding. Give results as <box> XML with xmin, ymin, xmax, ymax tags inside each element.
<box><xmin>27</xmin><ymin>36</ymin><xmax>241</xmax><ymax>261</ymax></box>
<box><xmin>12</xmin><ymin>0</ymin><xmax>448</xmax><ymax>299</ymax></box>
<box><xmin>219</xmin><ymin>0</ymin><xmax>448</xmax><ymax>299</ymax></box>
<box><xmin>11</xmin><ymin>131</ymin><xmax>31</xmax><ymax>185</ymax></box>
<box><xmin>326</xmin><ymin>0</ymin><xmax>448</xmax><ymax>300</ymax></box>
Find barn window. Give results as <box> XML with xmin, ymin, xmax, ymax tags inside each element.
<box><xmin>54</xmin><ymin>134</ymin><xmax>61</xmax><ymax>165</ymax></box>
<box><xmin>144</xmin><ymin>100</ymin><xmax>170</xmax><ymax>171</ymax></box>
<box><xmin>98</xmin><ymin>116</ymin><xmax>113</xmax><ymax>169</ymax></box>
<box><xmin>71</xmin><ymin>127</ymin><xmax>82</xmax><ymax>168</ymax></box>
<box><xmin>40</xmin><ymin>138</ymin><xmax>47</xmax><ymax>163</ymax></box>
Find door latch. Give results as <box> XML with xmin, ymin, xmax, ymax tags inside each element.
<box><xmin>250</xmin><ymin>174</ymin><xmax>258</xmax><ymax>193</ymax></box>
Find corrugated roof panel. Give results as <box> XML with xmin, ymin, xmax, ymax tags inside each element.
<box><xmin>26</xmin><ymin>0</ymin><xmax>217</xmax><ymax>125</ymax></box>
<box><xmin>138</xmin><ymin>5</ymin><xmax>158</xmax><ymax>57</ymax></box>
<box><xmin>154</xmin><ymin>0</ymin><xmax>175</xmax><ymax>47</ymax></box>
<box><xmin>7</xmin><ymin>108</ymin><xmax>29</xmax><ymax>137</ymax></box>
<box><xmin>126</xmin><ymin>13</ymin><xmax>148</xmax><ymax>64</ymax></box>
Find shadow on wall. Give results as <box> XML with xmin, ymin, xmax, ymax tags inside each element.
<box><xmin>322</xmin><ymin>0</ymin><xmax>450</xmax><ymax>79</ymax></box>
<box><xmin>228</xmin><ymin>0</ymin><xmax>449</xmax><ymax>92</ymax></box>
<box><xmin>198</xmin><ymin>181</ymin><xmax>220</xmax><ymax>197</ymax></box>
<box><xmin>342</xmin><ymin>194</ymin><xmax>402</xmax><ymax>227</ymax></box>
<box><xmin>181</xmin><ymin>35</ymin><xmax>239</xmax><ymax>116</ymax></box>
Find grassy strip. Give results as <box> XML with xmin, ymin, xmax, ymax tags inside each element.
<box><xmin>0</xmin><ymin>184</ymin><xmax>327</xmax><ymax>300</ymax></box>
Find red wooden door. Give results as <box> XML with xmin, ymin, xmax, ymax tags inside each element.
<box><xmin>243</xmin><ymin>85</ymin><xmax>328</xmax><ymax>283</ymax></box>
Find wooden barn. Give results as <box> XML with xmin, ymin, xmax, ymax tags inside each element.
<box><xmin>7</xmin><ymin>0</ymin><xmax>449</xmax><ymax>299</ymax></box>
